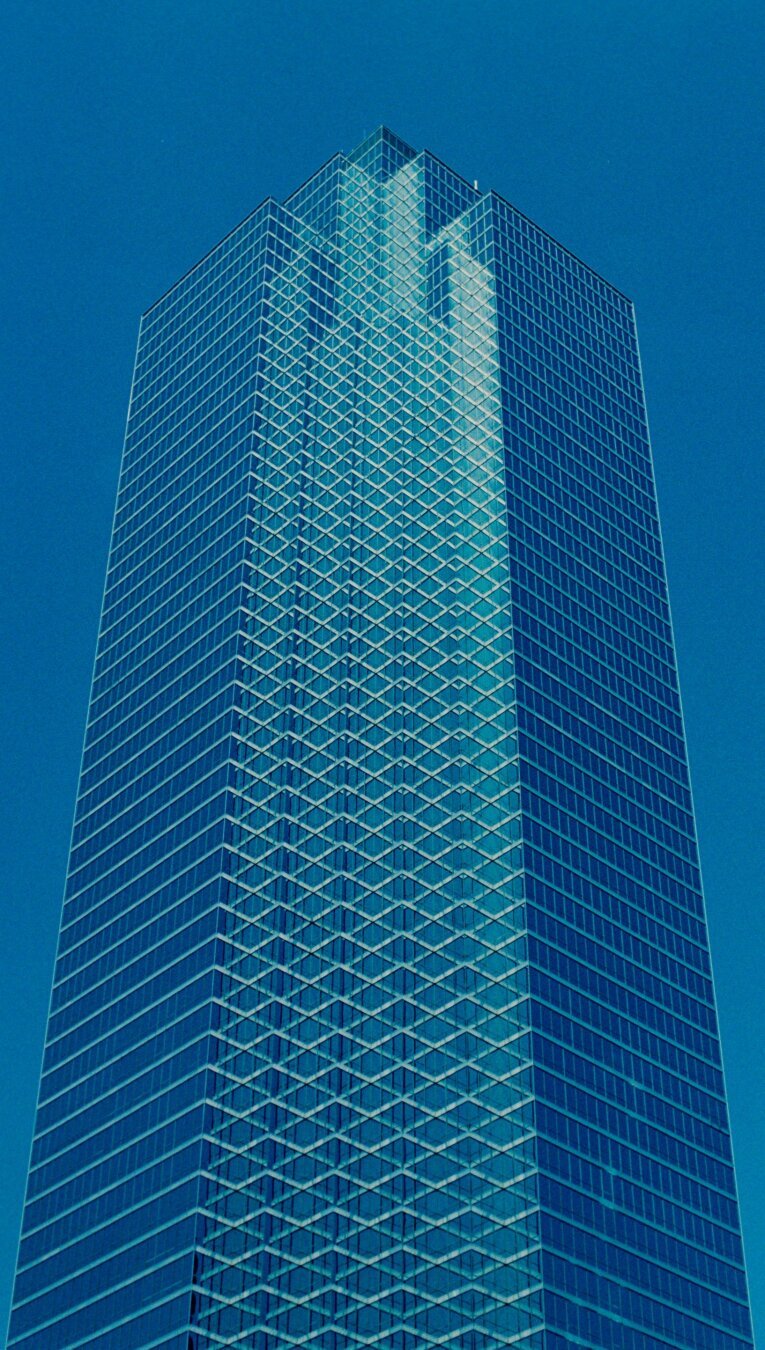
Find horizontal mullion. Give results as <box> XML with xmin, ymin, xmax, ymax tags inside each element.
<box><xmin>79</xmin><ymin>650</ymin><xmax>240</xmax><ymax>788</ymax></box>
<box><xmin>116</xmin><ymin>384</ymin><xmax>259</xmax><ymax>535</ymax></box>
<box><xmin>31</xmin><ymin>1022</ymin><xmax>214</xmax><ymax>1159</ymax></box>
<box><xmin>129</xmin><ymin>302</ymin><xmax>265</xmax><ymax>435</ymax></box>
<box><xmin>105</xmin><ymin>446</ymin><xmax>252</xmax><ymax>591</ymax></box>
<box><xmin>125</xmin><ymin>325</ymin><xmax>264</xmax><ymax>456</ymax></box>
<box><xmin>65</xmin><ymin>788</ymin><xmax>233</xmax><ymax>909</ymax></box>
<box><xmin>70</xmin><ymin>758</ymin><xmax>231</xmax><ymax>880</ymax></box>
<box><xmin>75</xmin><ymin>693</ymin><xmax>234</xmax><ymax>822</ymax></box>
<box><xmin>53</xmin><ymin>887</ymin><xmax>221</xmax><ymax>1008</ymax></box>
<box><xmin>87</xmin><ymin>610</ymin><xmax>242</xmax><ymax>739</ymax></box>
<box><xmin>86</xmin><ymin>604</ymin><xmax>242</xmax><ymax>751</ymax></box>
<box><xmin>74</xmin><ymin>725</ymin><xmax>233</xmax><ymax>846</ymax></box>
<box><xmin>40</xmin><ymin>972</ymin><xmax>216</xmax><ymax>1110</ymax></box>
<box><xmin>60</xmin><ymin>816</ymin><xmax>228</xmax><ymax>940</ymax></box>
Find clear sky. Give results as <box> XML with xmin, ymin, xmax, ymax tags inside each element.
<box><xmin>1</xmin><ymin>0</ymin><xmax>763</xmax><ymax>1338</ymax></box>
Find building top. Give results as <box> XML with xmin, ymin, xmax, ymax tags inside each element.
<box><xmin>143</xmin><ymin>127</ymin><xmax>632</xmax><ymax>319</ymax></box>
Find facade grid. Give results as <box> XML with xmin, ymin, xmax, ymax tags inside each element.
<box><xmin>8</xmin><ymin>127</ymin><xmax>754</xmax><ymax>1350</ymax></box>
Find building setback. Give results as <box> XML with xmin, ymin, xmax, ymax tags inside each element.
<box><xmin>8</xmin><ymin>128</ymin><xmax>754</xmax><ymax>1349</ymax></box>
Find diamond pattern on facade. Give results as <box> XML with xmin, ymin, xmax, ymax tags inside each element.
<box><xmin>197</xmin><ymin>139</ymin><xmax>540</xmax><ymax>1348</ymax></box>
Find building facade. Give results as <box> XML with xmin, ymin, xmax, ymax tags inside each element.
<box><xmin>8</xmin><ymin>128</ymin><xmax>754</xmax><ymax>1350</ymax></box>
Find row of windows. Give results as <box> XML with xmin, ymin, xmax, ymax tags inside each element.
<box><xmin>507</xmin><ymin>422</ymin><xmax>660</xmax><ymax>566</ymax></box>
<box><xmin>120</xmin><ymin>371</ymin><xmax>260</xmax><ymax>550</ymax></box>
<box><xmin>128</xmin><ymin>313</ymin><xmax>270</xmax><ymax>453</ymax></box>
<box><xmin>531</xmin><ymin>940</ymin><xmax>718</xmax><ymax>1068</ymax></box>
<box><xmin>494</xmin><ymin>226</ymin><xmax>637</xmax><ymax>357</ymax></box>
<box><xmin>192</xmin><ymin>1238</ymin><xmax>537</xmax><ymax>1316</ymax></box>
<box><xmin>544</xmin><ymin>1254</ymin><xmax>750</xmax><ymax>1349</ymax></box>
<box><xmin>122</xmin><ymin>358</ymin><xmax>260</xmax><ymax>532</ymax></box>
<box><xmin>519</xmin><ymin>659</ymin><xmax>687</xmax><ymax>795</ymax></box>
<box><xmin>63</xmin><ymin>807</ymin><xmax>227</xmax><ymax>940</ymax></box>
<box><xmin>75</xmin><ymin>717</ymin><xmax>233</xmax><ymax>852</ymax></box>
<box><xmin>491</xmin><ymin>227</ymin><xmax>632</xmax><ymax>354</ymax></box>
<box><xmin>67</xmin><ymin>784</ymin><xmax>230</xmax><ymax>911</ymax></box>
<box><xmin>52</xmin><ymin>894</ymin><xmax>220</xmax><ymax>1037</ymax></box>
<box><xmin>526</xmin><ymin>853</ymin><xmax>708</xmax><ymax>982</ymax></box>
<box><xmin>15</xmin><ymin>1176</ymin><xmax>197</xmax><ymax>1308</ymax></box>
<box><xmin>57</xmin><ymin>835</ymin><xmax>222</xmax><ymax>978</ymax></box>
<box><xmin>508</xmin><ymin>315</ymin><xmax>646</xmax><ymax>451</ymax></box>
<box><xmin>536</xmin><ymin>1036</ymin><xmax>728</xmax><ymax>1164</ymax></box>
<box><xmin>95</xmin><ymin>572</ymin><xmax>244</xmax><ymax>739</ymax></box>
<box><xmin>538</xmin><ymin>1066</ymin><xmax>733</xmax><ymax>1198</ymax></box>
<box><xmin>129</xmin><ymin>293</ymin><xmax>266</xmax><ymax>434</ymax></box>
<box><xmin>541</xmin><ymin>1176</ymin><xmax>746</xmax><ymax>1304</ymax></box>
<box><xmin>525</xmin><ymin>772</ymin><xmax>697</xmax><ymax>911</ymax></box>
<box><xmin>502</xmin><ymin>321</ymin><xmax>644</xmax><ymax>427</ymax></box>
<box><xmin>525</xmin><ymin>716</ymin><xmax>692</xmax><ymax>841</ymax></box>
<box><xmin>530</xmin><ymin>897</ymin><xmax>712</xmax><ymax>1016</ymax></box>
<box><xmin>285</xmin><ymin>156</ymin><xmax>344</xmax><ymax>240</ymax></box>
<box><xmin>27</xmin><ymin>1068</ymin><xmax>202</xmax><ymax>1241</ymax></box>
<box><xmin>232</xmin><ymin>798</ymin><xmax>520</xmax><ymax>868</ymax></box>
<box><xmin>537</xmin><ymin>1137</ymin><xmax>744</xmax><ymax>1266</ymax></box>
<box><xmin>84</xmin><ymin>636</ymin><xmax>239</xmax><ymax>792</ymax></box>
<box><xmin>31</xmin><ymin>1036</ymin><xmax>210</xmax><ymax>1191</ymax></box>
<box><xmin>530</xmin><ymin>908</ymin><xmax>713</xmax><ymax>1036</ymax></box>
<box><xmin>512</xmin><ymin>539</ymin><xmax>670</xmax><ymax>691</ymax></box>
<box><xmin>189</xmin><ymin>1284</ymin><xmax>541</xmax><ymax>1350</ymax></box>
<box><xmin>532</xmin><ymin>974</ymin><xmax>720</xmax><ymax>1117</ymax></box>
<box><xmin>141</xmin><ymin>246</ymin><xmax>337</xmax><ymax>418</ymax></box>
<box><xmin>510</xmin><ymin>486</ymin><xmax>665</xmax><ymax>618</ymax></box>
<box><xmin>139</xmin><ymin>200</ymin><xmax>303</xmax><ymax>352</ymax></box>
<box><xmin>102</xmin><ymin>466</ymin><xmax>247</xmax><ymax>623</ymax></box>
<box><xmin>134</xmin><ymin>237</ymin><xmax>333</xmax><ymax>417</ymax></box>
<box><xmin>529</xmin><ymin>884</ymin><xmax>710</xmax><ymax>1021</ymax></box>
<box><xmin>512</xmin><ymin>544</ymin><xmax>674</xmax><ymax>680</ymax></box>
<box><xmin>527</xmin><ymin>762</ymin><xmax>697</xmax><ymax>879</ymax></box>
<box><xmin>77</xmin><ymin>680</ymin><xmax>245</xmax><ymax>826</ymax></box>
<box><xmin>88</xmin><ymin>634</ymin><xmax>241</xmax><ymax>799</ymax></box>
<box><xmin>504</xmin><ymin>362</ymin><xmax>652</xmax><ymax>496</ymax></box>
<box><xmin>84</xmin><ymin>636</ymin><xmax>238</xmax><ymax>785</ymax></box>
<box><xmin>79</xmin><ymin>669</ymin><xmax>515</xmax><ymax>847</ymax></box>
<box><xmin>496</xmin><ymin>286</ymin><xmax>640</xmax><ymax>421</ymax></box>
<box><xmin>43</xmin><ymin>950</ymin><xmax>215</xmax><ymax>1099</ymax></box>
<box><xmin>521</xmin><ymin>705</ymin><xmax>689</xmax><ymax>867</ymax></box>
<box><xmin>110</xmin><ymin>419</ymin><xmax>253</xmax><ymax>570</ymax></box>
<box><xmin>72</xmin><ymin>710</ymin><xmax>231</xmax><ymax>888</ymax></box>
<box><xmin>518</xmin><ymin>630</ymin><xmax>682</xmax><ymax>770</ymax></box>
<box><xmin>9</xmin><ymin>1242</ymin><xmax>193</xmax><ymax>1347</ymax></box>
<box><xmin>136</xmin><ymin>233</ymin><xmax>283</xmax><ymax>399</ymax></box>
<box><xmin>525</xmin><ymin>794</ymin><xmax>701</xmax><ymax>921</ymax></box>
<box><xmin>83</xmin><ymin>675</ymin><xmax>236</xmax><ymax>842</ymax></box>
<box><xmin>507</xmin><ymin>278</ymin><xmax>638</xmax><ymax>399</ymax></box>
<box><xmin>510</xmin><ymin>456</ymin><xmax>663</xmax><ymax>599</ymax></box>
<box><xmin>37</xmin><ymin>1001</ymin><xmax>213</xmax><ymax>1146</ymax></box>
<box><xmin>22</xmin><ymin>1104</ymin><xmax>200</xmax><ymax>1239</ymax></box>
<box><xmin>97</xmin><ymin>502</ymin><xmax>247</xmax><ymax>676</ymax></box>
<box><xmin>536</xmin><ymin>1101</ymin><xmax>737</xmax><ymax>1235</ymax></box>
<box><xmin>528</xmin><ymin>777</ymin><xmax>696</xmax><ymax>912</ymax></box>
<box><xmin>490</xmin><ymin>198</ymin><xmax>632</xmax><ymax>325</ymax></box>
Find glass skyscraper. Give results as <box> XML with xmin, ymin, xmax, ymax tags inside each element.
<box><xmin>8</xmin><ymin>128</ymin><xmax>754</xmax><ymax>1350</ymax></box>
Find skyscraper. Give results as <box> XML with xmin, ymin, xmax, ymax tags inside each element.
<box><xmin>8</xmin><ymin>125</ymin><xmax>753</xmax><ymax>1348</ymax></box>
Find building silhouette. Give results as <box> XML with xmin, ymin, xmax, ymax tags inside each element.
<box><xmin>8</xmin><ymin>128</ymin><xmax>754</xmax><ymax>1349</ymax></box>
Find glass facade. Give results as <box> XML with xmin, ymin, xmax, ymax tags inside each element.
<box><xmin>8</xmin><ymin>128</ymin><xmax>753</xmax><ymax>1350</ymax></box>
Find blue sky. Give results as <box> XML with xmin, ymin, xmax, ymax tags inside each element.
<box><xmin>1</xmin><ymin>0</ymin><xmax>763</xmax><ymax>1337</ymax></box>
